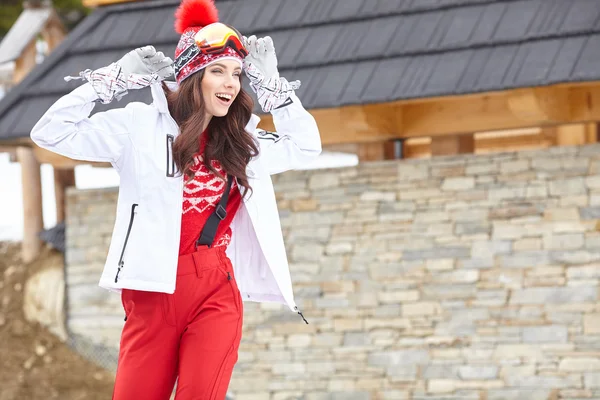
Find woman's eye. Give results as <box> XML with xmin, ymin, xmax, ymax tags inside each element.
<box><xmin>212</xmin><ymin>69</ymin><xmax>223</xmax><ymax>74</ymax></box>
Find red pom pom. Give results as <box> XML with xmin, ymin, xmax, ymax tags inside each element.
<box><xmin>174</xmin><ymin>0</ymin><xmax>219</xmax><ymax>34</ymax></box>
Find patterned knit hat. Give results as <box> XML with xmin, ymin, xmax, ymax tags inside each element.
<box><xmin>173</xmin><ymin>0</ymin><xmax>246</xmax><ymax>85</ymax></box>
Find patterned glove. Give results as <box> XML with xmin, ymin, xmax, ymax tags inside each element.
<box><xmin>64</xmin><ymin>45</ymin><xmax>174</xmax><ymax>104</ymax></box>
<box><xmin>243</xmin><ymin>35</ymin><xmax>300</xmax><ymax>113</ymax></box>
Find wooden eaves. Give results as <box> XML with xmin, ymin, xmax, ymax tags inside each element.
<box><xmin>259</xmin><ymin>80</ymin><xmax>600</xmax><ymax>158</ymax></box>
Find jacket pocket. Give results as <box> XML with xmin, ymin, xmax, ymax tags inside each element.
<box><xmin>166</xmin><ymin>134</ymin><xmax>175</xmax><ymax>177</ymax></box>
<box><xmin>115</xmin><ymin>204</ymin><xmax>138</xmax><ymax>283</ymax></box>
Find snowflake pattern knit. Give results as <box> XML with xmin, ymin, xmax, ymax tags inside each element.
<box><xmin>178</xmin><ymin>134</ymin><xmax>242</xmax><ymax>256</ymax></box>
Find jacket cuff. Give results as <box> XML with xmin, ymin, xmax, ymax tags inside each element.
<box><xmin>74</xmin><ymin>82</ymin><xmax>103</xmax><ymax>103</ymax></box>
<box><xmin>270</xmin><ymin>93</ymin><xmax>302</xmax><ymax>118</ymax></box>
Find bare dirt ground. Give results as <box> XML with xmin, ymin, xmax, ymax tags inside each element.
<box><xmin>0</xmin><ymin>241</ymin><xmax>114</xmax><ymax>400</ymax></box>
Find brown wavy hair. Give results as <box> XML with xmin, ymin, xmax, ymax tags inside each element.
<box><xmin>162</xmin><ymin>70</ymin><xmax>258</xmax><ymax>197</ymax></box>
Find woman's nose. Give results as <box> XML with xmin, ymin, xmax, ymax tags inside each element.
<box><xmin>224</xmin><ymin>75</ymin><xmax>237</xmax><ymax>88</ymax></box>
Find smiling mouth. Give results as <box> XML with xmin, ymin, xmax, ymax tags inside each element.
<box><xmin>215</xmin><ymin>93</ymin><xmax>232</xmax><ymax>105</ymax></box>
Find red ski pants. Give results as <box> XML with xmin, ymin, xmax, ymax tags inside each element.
<box><xmin>112</xmin><ymin>246</ymin><xmax>243</xmax><ymax>400</ymax></box>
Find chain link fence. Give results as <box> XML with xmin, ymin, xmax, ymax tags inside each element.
<box><xmin>66</xmin><ymin>332</ymin><xmax>119</xmax><ymax>373</ymax></box>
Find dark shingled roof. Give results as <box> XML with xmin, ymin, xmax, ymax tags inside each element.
<box><xmin>1</xmin><ymin>0</ymin><xmax>600</xmax><ymax>141</ymax></box>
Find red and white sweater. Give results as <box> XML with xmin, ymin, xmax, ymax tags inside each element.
<box><xmin>178</xmin><ymin>131</ymin><xmax>242</xmax><ymax>256</ymax></box>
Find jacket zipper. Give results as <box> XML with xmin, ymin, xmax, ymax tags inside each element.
<box><xmin>115</xmin><ymin>204</ymin><xmax>138</xmax><ymax>283</ymax></box>
<box><xmin>166</xmin><ymin>134</ymin><xmax>175</xmax><ymax>177</ymax></box>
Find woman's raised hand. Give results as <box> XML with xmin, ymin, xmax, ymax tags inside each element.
<box><xmin>242</xmin><ymin>35</ymin><xmax>300</xmax><ymax>113</ymax></box>
<box><xmin>118</xmin><ymin>45</ymin><xmax>174</xmax><ymax>82</ymax></box>
<box><xmin>64</xmin><ymin>45</ymin><xmax>174</xmax><ymax>104</ymax></box>
<box><xmin>243</xmin><ymin>35</ymin><xmax>279</xmax><ymax>80</ymax></box>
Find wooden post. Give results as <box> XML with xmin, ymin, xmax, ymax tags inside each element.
<box><xmin>54</xmin><ymin>168</ymin><xmax>76</xmax><ymax>223</ymax></box>
<box><xmin>430</xmin><ymin>134</ymin><xmax>475</xmax><ymax>156</ymax></box>
<box><xmin>17</xmin><ymin>147</ymin><xmax>44</xmax><ymax>263</ymax></box>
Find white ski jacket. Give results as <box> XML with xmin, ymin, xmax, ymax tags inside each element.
<box><xmin>30</xmin><ymin>81</ymin><xmax>321</xmax><ymax>317</ymax></box>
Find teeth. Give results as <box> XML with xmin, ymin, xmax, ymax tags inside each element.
<box><xmin>216</xmin><ymin>93</ymin><xmax>232</xmax><ymax>100</ymax></box>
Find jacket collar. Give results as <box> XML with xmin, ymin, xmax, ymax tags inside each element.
<box><xmin>150</xmin><ymin>81</ymin><xmax>175</xmax><ymax>114</ymax></box>
<box><xmin>150</xmin><ymin>81</ymin><xmax>261</xmax><ymax>133</ymax></box>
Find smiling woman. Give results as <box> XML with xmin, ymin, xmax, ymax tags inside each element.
<box><xmin>29</xmin><ymin>0</ymin><xmax>321</xmax><ymax>397</ymax></box>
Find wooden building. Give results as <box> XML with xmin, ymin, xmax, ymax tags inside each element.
<box><xmin>1</xmin><ymin>0</ymin><xmax>600</xmax><ymax>261</ymax></box>
<box><xmin>0</xmin><ymin>0</ymin><xmax>66</xmax><ymax>84</ymax></box>
<box><xmin>0</xmin><ymin>0</ymin><xmax>66</xmax><ymax>261</ymax></box>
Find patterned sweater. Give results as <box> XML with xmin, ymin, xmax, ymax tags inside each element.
<box><xmin>178</xmin><ymin>130</ymin><xmax>242</xmax><ymax>256</ymax></box>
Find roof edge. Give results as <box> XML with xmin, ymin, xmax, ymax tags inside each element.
<box><xmin>0</xmin><ymin>9</ymin><xmax>107</xmax><ymax>120</ymax></box>
<box><xmin>0</xmin><ymin>8</ymin><xmax>55</xmax><ymax>65</ymax></box>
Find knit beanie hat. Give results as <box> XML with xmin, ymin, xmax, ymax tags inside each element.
<box><xmin>173</xmin><ymin>0</ymin><xmax>245</xmax><ymax>84</ymax></box>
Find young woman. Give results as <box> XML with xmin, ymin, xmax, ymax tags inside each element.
<box><xmin>30</xmin><ymin>0</ymin><xmax>321</xmax><ymax>398</ymax></box>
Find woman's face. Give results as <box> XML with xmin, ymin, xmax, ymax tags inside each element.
<box><xmin>201</xmin><ymin>60</ymin><xmax>242</xmax><ymax>118</ymax></box>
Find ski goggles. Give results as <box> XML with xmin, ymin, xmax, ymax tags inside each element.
<box><xmin>195</xmin><ymin>22</ymin><xmax>248</xmax><ymax>58</ymax></box>
<box><xmin>174</xmin><ymin>23</ymin><xmax>247</xmax><ymax>79</ymax></box>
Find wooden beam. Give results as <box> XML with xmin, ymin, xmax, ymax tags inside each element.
<box><xmin>571</xmin><ymin>85</ymin><xmax>600</xmax><ymax>122</ymax></box>
<box><xmin>258</xmin><ymin>103</ymin><xmax>401</xmax><ymax>146</ymax></box>
<box><xmin>256</xmin><ymin>82</ymin><xmax>600</xmax><ymax>147</ymax></box>
<box><xmin>401</xmin><ymin>87</ymin><xmax>571</xmax><ymax>139</ymax></box>
<box><xmin>403</xmin><ymin>128</ymin><xmax>560</xmax><ymax>158</ymax></box>
<box><xmin>16</xmin><ymin>147</ymin><xmax>43</xmax><ymax>264</ymax></box>
<box><xmin>507</xmin><ymin>87</ymin><xmax>571</xmax><ymax>123</ymax></box>
<box><xmin>54</xmin><ymin>168</ymin><xmax>76</xmax><ymax>223</ymax></box>
<box><xmin>397</xmin><ymin>85</ymin><xmax>599</xmax><ymax>138</ymax></box>
<box><xmin>430</xmin><ymin>134</ymin><xmax>475</xmax><ymax>156</ymax></box>
<box><xmin>4</xmin><ymin>140</ymin><xmax>110</xmax><ymax>168</ymax></box>
<box><xmin>476</xmin><ymin>128</ymin><xmax>555</xmax><ymax>154</ymax></box>
<box><xmin>0</xmin><ymin>137</ymin><xmax>34</xmax><ymax>147</ymax></box>
<box><xmin>32</xmin><ymin>146</ymin><xmax>111</xmax><ymax>168</ymax></box>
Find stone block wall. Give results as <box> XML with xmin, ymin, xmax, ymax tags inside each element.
<box><xmin>65</xmin><ymin>188</ymin><xmax>124</xmax><ymax>352</ymax></box>
<box><xmin>66</xmin><ymin>144</ymin><xmax>600</xmax><ymax>400</ymax></box>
